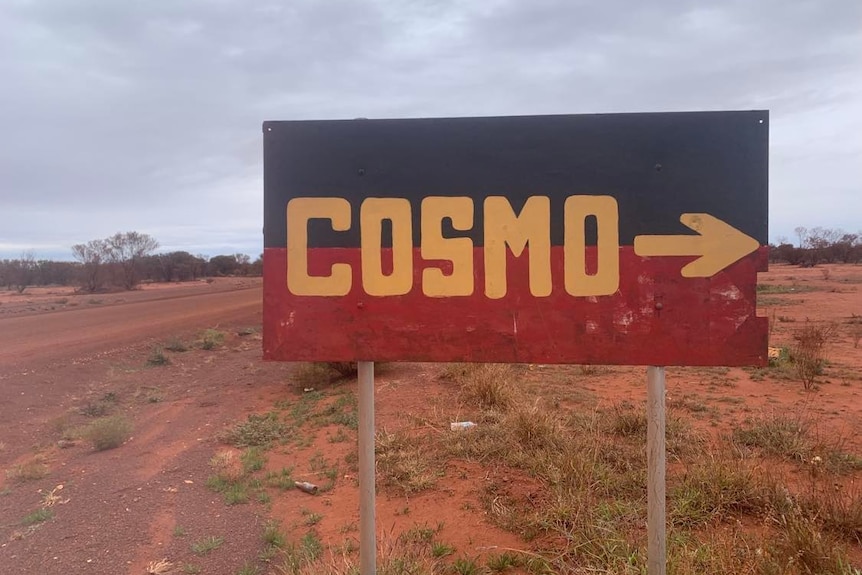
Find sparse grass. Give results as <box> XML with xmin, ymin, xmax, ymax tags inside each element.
<box><xmin>452</xmin><ymin>556</ymin><xmax>481</xmax><ymax>575</ymax></box>
<box><xmin>84</xmin><ymin>415</ymin><xmax>133</xmax><ymax>451</ymax></box>
<box><xmin>236</xmin><ymin>561</ymin><xmax>259</xmax><ymax>575</ymax></box>
<box><xmin>241</xmin><ymin>447</ymin><xmax>267</xmax><ymax>473</ymax></box>
<box><xmin>302</xmin><ymin>511</ymin><xmax>323</xmax><ymax>526</ymax></box>
<box><xmin>455</xmin><ymin>363</ymin><xmax>516</xmax><ymax>411</ymax></box>
<box><xmin>207</xmin><ymin>451</ymin><xmax>254</xmax><ymax>505</ymax></box>
<box><xmin>222</xmin><ymin>412</ymin><xmax>287</xmax><ymax>447</ymax></box>
<box><xmin>328</xmin><ymin>428</ymin><xmax>349</xmax><ymax>443</ymax></box>
<box><xmin>191</xmin><ymin>535</ymin><xmax>224</xmax><ymax>556</ymax></box>
<box><xmin>733</xmin><ymin>412</ymin><xmax>810</xmax><ymax>460</ymax></box>
<box><xmin>147</xmin><ymin>346</ymin><xmax>170</xmax><ymax>366</ymax></box>
<box><xmin>200</xmin><ymin>329</ymin><xmax>225</xmax><ymax>350</ymax></box>
<box><xmin>173</xmin><ymin>525</ymin><xmax>187</xmax><ymax>537</ymax></box>
<box><xmin>823</xmin><ymin>451</ymin><xmax>862</xmax><ymax>474</ymax></box>
<box><xmin>237</xmin><ymin>359</ymin><xmax>862</xmax><ymax>574</ymax></box>
<box><xmin>331</xmin><ymin>395</ymin><xmax>359</xmax><ymax>429</ymax></box>
<box><xmin>757</xmin><ymin>283</ymin><xmax>814</xmax><ymax>294</ymax></box>
<box><xmin>79</xmin><ymin>400</ymin><xmax>111</xmax><ymax>417</ymax></box>
<box><xmin>431</xmin><ymin>541</ymin><xmax>455</xmax><ymax>558</ymax></box>
<box><xmin>799</xmin><ymin>483</ymin><xmax>862</xmax><ymax>544</ymax></box>
<box><xmin>164</xmin><ymin>338</ymin><xmax>189</xmax><ymax>352</ymax></box>
<box><xmin>181</xmin><ymin>565</ymin><xmax>201</xmax><ymax>575</ymax></box>
<box><xmin>609</xmin><ymin>404</ymin><xmax>647</xmax><ymax>437</ymax></box>
<box><xmin>505</xmin><ymin>405</ymin><xmax>563</xmax><ymax>451</ymax></box>
<box><xmin>265</xmin><ymin>467</ymin><xmax>294</xmax><ymax>490</ymax></box>
<box><xmin>309</xmin><ymin>452</ymin><xmax>339</xmax><ymax>492</ymax></box>
<box><xmin>670</xmin><ymin>453</ymin><xmax>775</xmax><ymax>527</ymax></box>
<box><xmin>223</xmin><ymin>482</ymin><xmax>250</xmax><ymax>505</ymax></box>
<box><xmin>772</xmin><ymin>510</ymin><xmax>853</xmax><ymax>574</ymax></box>
<box><xmin>301</xmin><ymin>532</ymin><xmax>324</xmax><ymax>561</ymax></box>
<box><xmin>21</xmin><ymin>508</ymin><xmax>53</xmax><ymax>526</ymax></box>
<box><xmin>6</xmin><ymin>458</ymin><xmax>49</xmax><ymax>482</ymax></box>
<box><xmin>486</xmin><ymin>551</ymin><xmax>522</xmax><ymax>572</ymax></box>
<box><xmin>278</xmin><ymin>532</ymin><xmax>325</xmax><ymax>574</ymax></box>
<box><xmin>376</xmin><ymin>430</ymin><xmax>441</xmax><ymax>494</ymax></box>
<box><xmin>206</xmin><ymin>446</ymin><xmax>271</xmax><ymax>506</ymax></box>
<box><xmin>263</xmin><ymin>521</ymin><xmax>287</xmax><ymax>549</ymax></box>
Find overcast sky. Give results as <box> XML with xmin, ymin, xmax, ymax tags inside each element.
<box><xmin>1</xmin><ymin>0</ymin><xmax>860</xmax><ymax>260</ymax></box>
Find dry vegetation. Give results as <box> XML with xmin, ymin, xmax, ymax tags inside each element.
<box><xmin>4</xmin><ymin>268</ymin><xmax>857</xmax><ymax>574</ymax></box>
<box><xmin>209</xmin><ymin>358</ymin><xmax>861</xmax><ymax>574</ymax></box>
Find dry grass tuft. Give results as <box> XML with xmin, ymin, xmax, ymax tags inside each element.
<box><xmin>376</xmin><ymin>430</ymin><xmax>441</xmax><ymax>494</ymax></box>
<box><xmin>145</xmin><ymin>558</ymin><xmax>173</xmax><ymax>574</ymax></box>
<box><xmin>457</xmin><ymin>363</ymin><xmax>516</xmax><ymax>412</ymax></box>
<box><xmin>85</xmin><ymin>415</ymin><xmax>133</xmax><ymax>451</ymax></box>
<box><xmin>733</xmin><ymin>411</ymin><xmax>810</xmax><ymax>461</ymax></box>
<box><xmin>6</xmin><ymin>456</ymin><xmax>49</xmax><ymax>483</ymax></box>
<box><xmin>209</xmin><ymin>450</ymin><xmax>244</xmax><ymax>482</ymax></box>
<box><xmin>792</xmin><ymin>321</ymin><xmax>837</xmax><ymax>390</ymax></box>
<box><xmin>503</xmin><ymin>404</ymin><xmax>562</xmax><ymax>452</ymax></box>
<box><xmin>220</xmin><ymin>412</ymin><xmax>286</xmax><ymax>447</ymax></box>
<box><xmin>670</xmin><ymin>452</ymin><xmax>777</xmax><ymax>527</ymax></box>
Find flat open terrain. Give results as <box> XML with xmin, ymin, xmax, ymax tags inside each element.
<box><xmin>0</xmin><ymin>267</ymin><xmax>860</xmax><ymax>574</ymax></box>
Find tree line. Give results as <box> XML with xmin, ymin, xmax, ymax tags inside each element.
<box><xmin>770</xmin><ymin>227</ymin><xmax>862</xmax><ymax>266</ymax></box>
<box><xmin>0</xmin><ymin>232</ymin><xmax>262</xmax><ymax>293</ymax></box>
<box><xmin>4</xmin><ymin>225</ymin><xmax>857</xmax><ymax>294</ymax></box>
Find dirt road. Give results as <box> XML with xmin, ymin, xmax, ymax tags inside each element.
<box><xmin>0</xmin><ymin>284</ymin><xmax>261</xmax><ymax>367</ymax></box>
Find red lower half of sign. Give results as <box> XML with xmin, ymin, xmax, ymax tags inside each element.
<box><xmin>263</xmin><ymin>247</ymin><xmax>768</xmax><ymax>366</ymax></box>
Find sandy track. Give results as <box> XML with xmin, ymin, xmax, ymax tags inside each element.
<box><xmin>0</xmin><ymin>286</ymin><xmax>261</xmax><ymax>367</ymax></box>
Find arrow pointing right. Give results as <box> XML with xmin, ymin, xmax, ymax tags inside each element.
<box><xmin>634</xmin><ymin>214</ymin><xmax>760</xmax><ymax>278</ymax></box>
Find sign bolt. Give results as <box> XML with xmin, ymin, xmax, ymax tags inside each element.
<box><xmin>655</xmin><ymin>302</ymin><xmax>664</xmax><ymax>310</ymax></box>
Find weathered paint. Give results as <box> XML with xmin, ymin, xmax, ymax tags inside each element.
<box><xmin>262</xmin><ymin>246</ymin><xmax>768</xmax><ymax>366</ymax></box>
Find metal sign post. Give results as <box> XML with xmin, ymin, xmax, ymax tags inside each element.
<box><xmin>358</xmin><ymin>361</ymin><xmax>376</xmax><ymax>574</ymax></box>
<box><xmin>647</xmin><ymin>366</ymin><xmax>666</xmax><ymax>575</ymax></box>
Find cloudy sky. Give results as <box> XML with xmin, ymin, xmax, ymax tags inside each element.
<box><xmin>1</xmin><ymin>0</ymin><xmax>860</xmax><ymax>260</ymax></box>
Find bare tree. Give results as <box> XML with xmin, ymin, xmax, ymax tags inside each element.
<box><xmin>72</xmin><ymin>239</ymin><xmax>110</xmax><ymax>292</ymax></box>
<box><xmin>794</xmin><ymin>226</ymin><xmax>808</xmax><ymax>249</ymax></box>
<box><xmin>9</xmin><ymin>251</ymin><xmax>37</xmax><ymax>293</ymax></box>
<box><xmin>106</xmin><ymin>232</ymin><xmax>159</xmax><ymax>290</ymax></box>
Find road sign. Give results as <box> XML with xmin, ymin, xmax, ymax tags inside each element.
<box><xmin>263</xmin><ymin>111</ymin><xmax>768</xmax><ymax>366</ymax></box>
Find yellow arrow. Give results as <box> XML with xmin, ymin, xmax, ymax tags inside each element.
<box><xmin>634</xmin><ymin>214</ymin><xmax>760</xmax><ymax>277</ymax></box>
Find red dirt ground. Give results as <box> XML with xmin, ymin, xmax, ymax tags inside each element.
<box><xmin>0</xmin><ymin>266</ymin><xmax>860</xmax><ymax>574</ymax></box>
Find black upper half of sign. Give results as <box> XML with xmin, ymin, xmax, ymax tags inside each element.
<box><xmin>263</xmin><ymin>111</ymin><xmax>768</xmax><ymax>248</ymax></box>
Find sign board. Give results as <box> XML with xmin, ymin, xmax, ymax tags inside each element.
<box><xmin>263</xmin><ymin>111</ymin><xmax>768</xmax><ymax>366</ymax></box>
